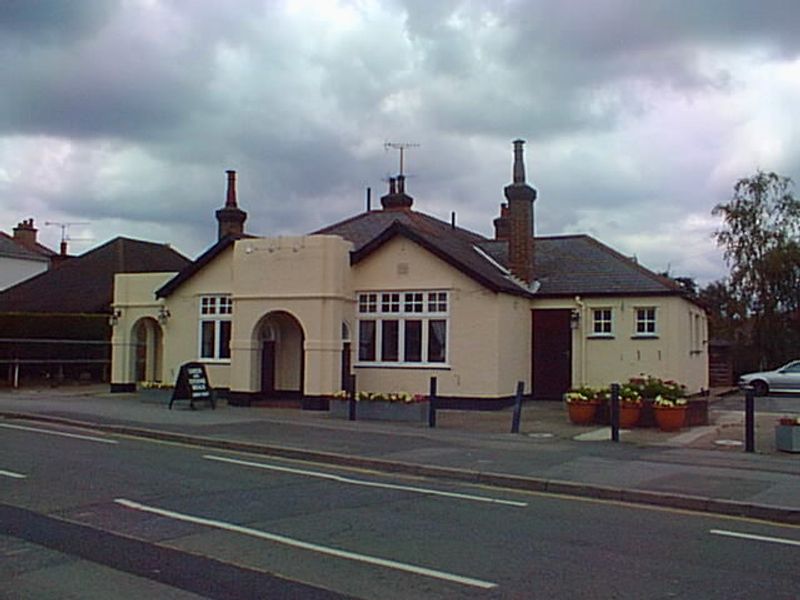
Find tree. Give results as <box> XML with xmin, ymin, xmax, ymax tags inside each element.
<box><xmin>713</xmin><ymin>171</ymin><xmax>800</xmax><ymax>368</ymax></box>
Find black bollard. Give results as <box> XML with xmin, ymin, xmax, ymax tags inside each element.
<box><xmin>511</xmin><ymin>381</ymin><xmax>524</xmax><ymax>434</ymax></box>
<box><xmin>610</xmin><ymin>383</ymin><xmax>620</xmax><ymax>442</ymax></box>
<box><xmin>744</xmin><ymin>386</ymin><xmax>755</xmax><ymax>453</ymax></box>
<box><xmin>428</xmin><ymin>376</ymin><xmax>437</xmax><ymax>428</ymax></box>
<box><xmin>348</xmin><ymin>374</ymin><xmax>357</xmax><ymax>421</ymax></box>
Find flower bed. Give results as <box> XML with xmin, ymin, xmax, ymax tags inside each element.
<box><xmin>329</xmin><ymin>391</ymin><xmax>428</xmax><ymax>422</ymax></box>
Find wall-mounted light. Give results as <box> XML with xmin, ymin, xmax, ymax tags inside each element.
<box><xmin>157</xmin><ymin>305</ymin><xmax>171</xmax><ymax>325</ymax></box>
<box><xmin>570</xmin><ymin>309</ymin><xmax>581</xmax><ymax>329</ymax></box>
<box><xmin>109</xmin><ymin>309</ymin><xmax>122</xmax><ymax>327</ymax></box>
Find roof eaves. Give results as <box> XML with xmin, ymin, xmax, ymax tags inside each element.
<box><xmin>156</xmin><ymin>235</ymin><xmax>243</xmax><ymax>298</ymax></box>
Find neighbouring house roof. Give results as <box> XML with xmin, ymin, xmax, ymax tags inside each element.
<box><xmin>156</xmin><ymin>233</ymin><xmax>253</xmax><ymax>298</ymax></box>
<box><xmin>0</xmin><ymin>232</ymin><xmax>50</xmax><ymax>262</ymax></box>
<box><xmin>479</xmin><ymin>234</ymin><xmax>687</xmax><ymax>298</ymax></box>
<box><xmin>0</xmin><ymin>237</ymin><xmax>191</xmax><ymax>314</ymax></box>
<box><xmin>0</xmin><ymin>231</ymin><xmax>57</xmax><ymax>259</ymax></box>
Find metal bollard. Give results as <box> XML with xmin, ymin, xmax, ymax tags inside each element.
<box><xmin>348</xmin><ymin>374</ymin><xmax>357</xmax><ymax>421</ymax></box>
<box><xmin>428</xmin><ymin>376</ymin><xmax>437</xmax><ymax>428</ymax></box>
<box><xmin>511</xmin><ymin>381</ymin><xmax>524</xmax><ymax>434</ymax></box>
<box><xmin>610</xmin><ymin>383</ymin><xmax>620</xmax><ymax>442</ymax></box>
<box><xmin>744</xmin><ymin>386</ymin><xmax>755</xmax><ymax>453</ymax></box>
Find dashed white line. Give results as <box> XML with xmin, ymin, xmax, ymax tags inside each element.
<box><xmin>710</xmin><ymin>529</ymin><xmax>800</xmax><ymax>547</ymax></box>
<box><xmin>114</xmin><ymin>498</ymin><xmax>497</xmax><ymax>589</ymax></box>
<box><xmin>0</xmin><ymin>469</ymin><xmax>27</xmax><ymax>479</ymax></box>
<box><xmin>203</xmin><ymin>454</ymin><xmax>527</xmax><ymax>507</ymax></box>
<box><xmin>0</xmin><ymin>423</ymin><xmax>118</xmax><ymax>444</ymax></box>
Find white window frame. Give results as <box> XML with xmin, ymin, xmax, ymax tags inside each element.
<box><xmin>199</xmin><ymin>295</ymin><xmax>232</xmax><ymax>362</ymax></box>
<box><xmin>356</xmin><ymin>290</ymin><xmax>450</xmax><ymax>367</ymax></box>
<box><xmin>590</xmin><ymin>308</ymin><xmax>614</xmax><ymax>337</ymax></box>
<box><xmin>634</xmin><ymin>306</ymin><xmax>658</xmax><ymax>337</ymax></box>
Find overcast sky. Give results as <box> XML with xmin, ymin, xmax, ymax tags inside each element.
<box><xmin>2</xmin><ymin>0</ymin><xmax>799</xmax><ymax>285</ymax></box>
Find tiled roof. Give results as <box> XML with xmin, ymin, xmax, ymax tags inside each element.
<box><xmin>0</xmin><ymin>232</ymin><xmax>49</xmax><ymax>262</ymax></box>
<box><xmin>479</xmin><ymin>234</ymin><xmax>685</xmax><ymax>297</ymax></box>
<box><xmin>0</xmin><ymin>237</ymin><xmax>191</xmax><ymax>314</ymax></box>
<box><xmin>316</xmin><ymin>209</ymin><xmax>534</xmax><ymax>297</ymax></box>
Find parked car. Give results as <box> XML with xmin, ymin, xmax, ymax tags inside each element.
<box><xmin>738</xmin><ymin>360</ymin><xmax>800</xmax><ymax>395</ymax></box>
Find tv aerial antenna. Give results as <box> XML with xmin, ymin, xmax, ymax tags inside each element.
<box><xmin>45</xmin><ymin>221</ymin><xmax>92</xmax><ymax>253</ymax></box>
<box><xmin>384</xmin><ymin>142</ymin><xmax>419</xmax><ymax>176</ymax></box>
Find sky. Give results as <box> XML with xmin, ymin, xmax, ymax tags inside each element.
<box><xmin>2</xmin><ymin>0</ymin><xmax>800</xmax><ymax>286</ymax></box>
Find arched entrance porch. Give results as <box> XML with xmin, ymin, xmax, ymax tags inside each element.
<box><xmin>254</xmin><ymin>311</ymin><xmax>305</xmax><ymax>405</ymax></box>
<box><xmin>131</xmin><ymin>317</ymin><xmax>163</xmax><ymax>384</ymax></box>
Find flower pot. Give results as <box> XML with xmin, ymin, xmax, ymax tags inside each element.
<box><xmin>618</xmin><ymin>405</ymin><xmax>641</xmax><ymax>429</ymax></box>
<box><xmin>567</xmin><ymin>402</ymin><xmax>599</xmax><ymax>425</ymax></box>
<box><xmin>775</xmin><ymin>425</ymin><xmax>800</xmax><ymax>453</ymax></box>
<box><xmin>654</xmin><ymin>406</ymin><xmax>686</xmax><ymax>432</ymax></box>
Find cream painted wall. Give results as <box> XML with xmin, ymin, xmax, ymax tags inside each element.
<box><xmin>352</xmin><ymin>236</ymin><xmax>531</xmax><ymax>398</ymax></box>
<box><xmin>533</xmin><ymin>295</ymin><xmax>708</xmax><ymax>394</ymax></box>
<box><xmin>229</xmin><ymin>235</ymin><xmax>353</xmax><ymax>396</ymax></box>
<box><xmin>110</xmin><ymin>272</ymin><xmax>175</xmax><ymax>386</ymax></box>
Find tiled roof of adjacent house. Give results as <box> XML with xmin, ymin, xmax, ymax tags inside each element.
<box><xmin>0</xmin><ymin>237</ymin><xmax>191</xmax><ymax>314</ymax></box>
<box><xmin>0</xmin><ymin>232</ymin><xmax>50</xmax><ymax>262</ymax></box>
<box><xmin>478</xmin><ymin>234</ymin><xmax>685</xmax><ymax>297</ymax></box>
<box><xmin>315</xmin><ymin>209</ymin><xmax>535</xmax><ymax>297</ymax></box>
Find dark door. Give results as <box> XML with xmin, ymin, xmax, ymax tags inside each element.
<box><xmin>261</xmin><ymin>341</ymin><xmax>276</xmax><ymax>396</ymax></box>
<box><xmin>532</xmin><ymin>309</ymin><xmax>572</xmax><ymax>400</ymax></box>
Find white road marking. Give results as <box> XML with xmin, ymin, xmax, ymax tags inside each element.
<box><xmin>0</xmin><ymin>423</ymin><xmax>118</xmax><ymax>444</ymax></box>
<box><xmin>710</xmin><ymin>529</ymin><xmax>800</xmax><ymax>547</ymax></box>
<box><xmin>204</xmin><ymin>454</ymin><xmax>527</xmax><ymax>507</ymax></box>
<box><xmin>0</xmin><ymin>469</ymin><xmax>27</xmax><ymax>479</ymax></box>
<box><xmin>114</xmin><ymin>498</ymin><xmax>497</xmax><ymax>589</ymax></box>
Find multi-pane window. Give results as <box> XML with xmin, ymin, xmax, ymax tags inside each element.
<box><xmin>635</xmin><ymin>307</ymin><xmax>657</xmax><ymax>336</ymax></box>
<box><xmin>357</xmin><ymin>290</ymin><xmax>448</xmax><ymax>365</ymax></box>
<box><xmin>592</xmin><ymin>308</ymin><xmax>613</xmax><ymax>336</ymax></box>
<box><xmin>199</xmin><ymin>295</ymin><xmax>232</xmax><ymax>360</ymax></box>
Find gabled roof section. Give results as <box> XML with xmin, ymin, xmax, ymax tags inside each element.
<box><xmin>0</xmin><ymin>232</ymin><xmax>49</xmax><ymax>262</ymax></box>
<box><xmin>316</xmin><ymin>210</ymin><xmax>535</xmax><ymax>297</ymax></box>
<box><xmin>0</xmin><ymin>237</ymin><xmax>190</xmax><ymax>314</ymax></box>
<box><xmin>156</xmin><ymin>233</ymin><xmax>251</xmax><ymax>298</ymax></box>
<box><xmin>479</xmin><ymin>234</ymin><xmax>687</xmax><ymax>297</ymax></box>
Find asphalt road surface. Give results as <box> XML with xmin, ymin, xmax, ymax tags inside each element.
<box><xmin>1</xmin><ymin>419</ymin><xmax>798</xmax><ymax>599</ymax></box>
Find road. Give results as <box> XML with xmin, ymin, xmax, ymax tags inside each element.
<box><xmin>715</xmin><ymin>392</ymin><xmax>800</xmax><ymax>414</ymax></box>
<box><xmin>1</xmin><ymin>418</ymin><xmax>798</xmax><ymax>599</ymax></box>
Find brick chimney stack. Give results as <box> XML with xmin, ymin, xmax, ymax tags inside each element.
<box><xmin>380</xmin><ymin>174</ymin><xmax>414</xmax><ymax>210</ymax></box>
<box><xmin>13</xmin><ymin>218</ymin><xmax>38</xmax><ymax>252</ymax></box>
<box><xmin>503</xmin><ymin>139</ymin><xmax>536</xmax><ymax>284</ymax></box>
<box><xmin>216</xmin><ymin>170</ymin><xmax>247</xmax><ymax>240</ymax></box>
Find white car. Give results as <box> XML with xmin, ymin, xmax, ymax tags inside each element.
<box><xmin>738</xmin><ymin>360</ymin><xmax>800</xmax><ymax>396</ymax></box>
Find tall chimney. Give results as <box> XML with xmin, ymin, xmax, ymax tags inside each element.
<box><xmin>503</xmin><ymin>139</ymin><xmax>536</xmax><ymax>284</ymax></box>
<box><xmin>215</xmin><ymin>170</ymin><xmax>247</xmax><ymax>240</ymax></box>
<box><xmin>380</xmin><ymin>175</ymin><xmax>413</xmax><ymax>210</ymax></box>
<box><xmin>13</xmin><ymin>218</ymin><xmax>38</xmax><ymax>252</ymax></box>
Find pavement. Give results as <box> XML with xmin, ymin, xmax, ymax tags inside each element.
<box><xmin>1</xmin><ymin>385</ymin><xmax>798</xmax><ymax>525</ymax></box>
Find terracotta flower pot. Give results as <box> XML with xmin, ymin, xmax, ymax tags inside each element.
<box><xmin>654</xmin><ymin>406</ymin><xmax>686</xmax><ymax>432</ymax></box>
<box><xmin>567</xmin><ymin>401</ymin><xmax>599</xmax><ymax>425</ymax></box>
<box><xmin>619</xmin><ymin>404</ymin><xmax>641</xmax><ymax>428</ymax></box>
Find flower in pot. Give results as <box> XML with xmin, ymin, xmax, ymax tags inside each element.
<box><xmin>652</xmin><ymin>394</ymin><xmax>688</xmax><ymax>431</ymax></box>
<box><xmin>564</xmin><ymin>386</ymin><xmax>601</xmax><ymax>425</ymax></box>
<box><xmin>617</xmin><ymin>384</ymin><xmax>643</xmax><ymax>428</ymax></box>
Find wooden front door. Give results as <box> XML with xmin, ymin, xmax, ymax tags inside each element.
<box><xmin>261</xmin><ymin>341</ymin><xmax>276</xmax><ymax>396</ymax></box>
<box><xmin>532</xmin><ymin>309</ymin><xmax>572</xmax><ymax>400</ymax></box>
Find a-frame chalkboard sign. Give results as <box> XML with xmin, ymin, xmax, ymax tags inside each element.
<box><xmin>169</xmin><ymin>362</ymin><xmax>215</xmax><ymax>410</ymax></box>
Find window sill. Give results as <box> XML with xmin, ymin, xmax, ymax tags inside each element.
<box><xmin>197</xmin><ymin>359</ymin><xmax>232</xmax><ymax>364</ymax></box>
<box><xmin>355</xmin><ymin>363</ymin><xmax>451</xmax><ymax>370</ymax></box>
<box><xmin>587</xmin><ymin>335</ymin><xmax>615</xmax><ymax>339</ymax></box>
<box><xmin>631</xmin><ymin>335</ymin><xmax>659</xmax><ymax>340</ymax></box>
